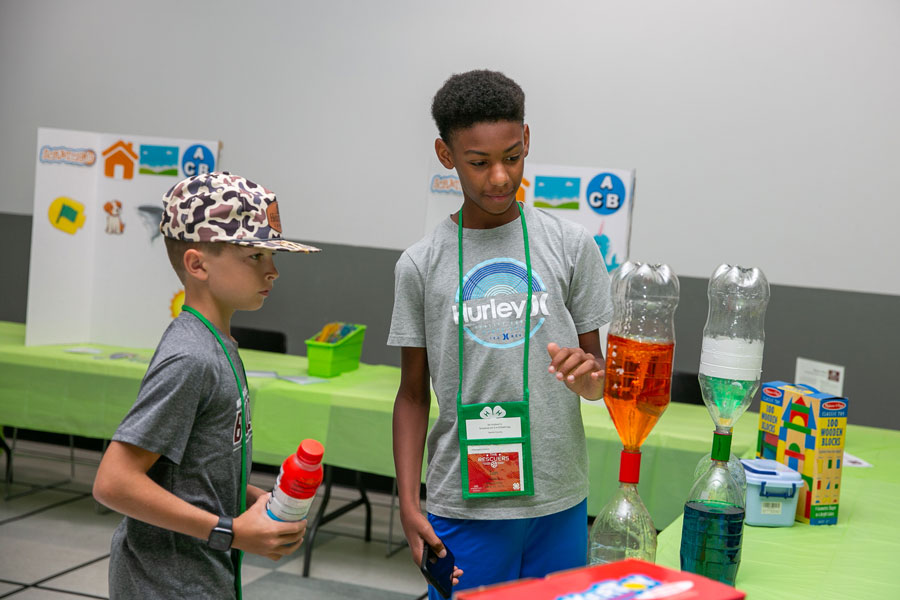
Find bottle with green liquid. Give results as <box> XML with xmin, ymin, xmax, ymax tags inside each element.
<box><xmin>694</xmin><ymin>264</ymin><xmax>769</xmax><ymax>484</ymax></box>
<box><xmin>681</xmin><ymin>264</ymin><xmax>769</xmax><ymax>586</ymax></box>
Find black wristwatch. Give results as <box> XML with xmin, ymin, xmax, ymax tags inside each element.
<box><xmin>207</xmin><ymin>516</ymin><xmax>234</xmax><ymax>551</ymax></box>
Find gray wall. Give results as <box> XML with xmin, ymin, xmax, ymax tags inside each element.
<box><xmin>2</xmin><ymin>0</ymin><xmax>899</xmax><ymax>296</ymax></box>
<box><xmin>2</xmin><ymin>212</ymin><xmax>896</xmax><ymax>430</ymax></box>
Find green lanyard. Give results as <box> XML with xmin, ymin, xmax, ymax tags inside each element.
<box><xmin>456</xmin><ymin>202</ymin><xmax>532</xmax><ymax>408</ymax></box>
<box><xmin>181</xmin><ymin>305</ymin><xmax>247</xmax><ymax>600</ymax></box>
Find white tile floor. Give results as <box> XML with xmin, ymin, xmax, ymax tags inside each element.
<box><xmin>0</xmin><ymin>440</ymin><xmax>428</xmax><ymax>599</ymax></box>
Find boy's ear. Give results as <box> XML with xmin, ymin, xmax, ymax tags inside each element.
<box><xmin>523</xmin><ymin>124</ymin><xmax>531</xmax><ymax>158</ymax></box>
<box><xmin>183</xmin><ymin>248</ymin><xmax>209</xmax><ymax>282</ymax></box>
<box><xmin>435</xmin><ymin>138</ymin><xmax>455</xmax><ymax>169</ymax></box>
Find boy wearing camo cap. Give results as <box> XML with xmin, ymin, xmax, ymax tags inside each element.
<box><xmin>93</xmin><ymin>171</ymin><xmax>320</xmax><ymax>599</ymax></box>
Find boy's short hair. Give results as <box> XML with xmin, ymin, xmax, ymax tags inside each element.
<box><xmin>431</xmin><ymin>69</ymin><xmax>525</xmax><ymax>143</ymax></box>
<box><xmin>163</xmin><ymin>238</ymin><xmax>224</xmax><ymax>284</ymax></box>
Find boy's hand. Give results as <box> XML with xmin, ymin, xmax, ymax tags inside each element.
<box><xmin>233</xmin><ymin>492</ymin><xmax>306</xmax><ymax>561</ymax></box>
<box><xmin>399</xmin><ymin>506</ymin><xmax>463</xmax><ymax>586</ymax></box>
<box><xmin>547</xmin><ymin>342</ymin><xmax>605</xmax><ymax>401</ymax></box>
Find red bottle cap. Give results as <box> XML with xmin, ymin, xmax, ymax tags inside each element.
<box><xmin>619</xmin><ymin>450</ymin><xmax>642</xmax><ymax>484</ymax></box>
<box><xmin>278</xmin><ymin>439</ymin><xmax>325</xmax><ymax>499</ymax></box>
<box><xmin>297</xmin><ymin>439</ymin><xmax>324</xmax><ymax>465</ymax></box>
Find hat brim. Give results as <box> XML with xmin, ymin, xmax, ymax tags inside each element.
<box><xmin>228</xmin><ymin>238</ymin><xmax>322</xmax><ymax>253</ymax></box>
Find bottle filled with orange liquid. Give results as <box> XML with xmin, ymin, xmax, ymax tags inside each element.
<box><xmin>590</xmin><ymin>261</ymin><xmax>679</xmax><ymax>566</ymax></box>
<box><xmin>604</xmin><ymin>334</ymin><xmax>675</xmax><ymax>451</ymax></box>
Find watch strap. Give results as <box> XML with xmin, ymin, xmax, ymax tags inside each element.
<box><xmin>208</xmin><ymin>515</ymin><xmax>234</xmax><ymax>551</ymax></box>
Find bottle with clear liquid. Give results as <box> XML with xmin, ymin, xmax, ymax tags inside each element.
<box><xmin>590</xmin><ymin>452</ymin><xmax>657</xmax><ymax>565</ymax></box>
<box><xmin>266</xmin><ymin>439</ymin><xmax>324</xmax><ymax>522</ymax></box>
<box><xmin>698</xmin><ymin>264</ymin><xmax>770</xmax><ymax>432</ymax></box>
<box><xmin>681</xmin><ymin>433</ymin><xmax>746</xmax><ymax>586</ymax></box>
<box><xmin>590</xmin><ymin>261</ymin><xmax>679</xmax><ymax>566</ymax></box>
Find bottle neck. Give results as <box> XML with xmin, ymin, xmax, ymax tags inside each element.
<box><xmin>292</xmin><ymin>461</ymin><xmax>321</xmax><ymax>471</ymax></box>
<box><xmin>711</xmin><ymin>430</ymin><xmax>732</xmax><ymax>462</ymax></box>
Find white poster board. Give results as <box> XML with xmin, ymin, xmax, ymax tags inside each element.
<box><xmin>26</xmin><ymin>127</ymin><xmax>220</xmax><ymax>348</ymax></box>
<box><xmin>424</xmin><ymin>158</ymin><xmax>635</xmax><ymax>275</ymax></box>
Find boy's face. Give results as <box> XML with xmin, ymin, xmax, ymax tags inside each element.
<box><xmin>201</xmin><ymin>244</ymin><xmax>279</xmax><ymax>312</ymax></box>
<box><xmin>436</xmin><ymin>121</ymin><xmax>530</xmax><ymax>225</ymax></box>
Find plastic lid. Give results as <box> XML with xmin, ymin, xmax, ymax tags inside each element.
<box><xmin>740</xmin><ymin>458</ymin><xmax>802</xmax><ymax>485</ymax></box>
<box><xmin>296</xmin><ymin>439</ymin><xmax>324</xmax><ymax>465</ymax></box>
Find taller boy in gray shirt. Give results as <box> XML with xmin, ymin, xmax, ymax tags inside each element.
<box><xmin>389</xmin><ymin>70</ymin><xmax>613</xmax><ymax>599</ymax></box>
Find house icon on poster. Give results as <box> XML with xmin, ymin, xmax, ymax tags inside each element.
<box><xmin>102</xmin><ymin>141</ymin><xmax>138</xmax><ymax>180</ymax></box>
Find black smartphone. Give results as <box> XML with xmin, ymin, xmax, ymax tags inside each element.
<box><xmin>420</xmin><ymin>544</ymin><xmax>455</xmax><ymax>599</ymax></box>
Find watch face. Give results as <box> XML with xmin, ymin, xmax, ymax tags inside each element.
<box><xmin>208</xmin><ymin>528</ymin><xmax>233</xmax><ymax>552</ymax></box>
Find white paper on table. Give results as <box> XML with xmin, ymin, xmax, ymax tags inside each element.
<box><xmin>795</xmin><ymin>357</ymin><xmax>845</xmax><ymax>396</ymax></box>
<box><xmin>843</xmin><ymin>451</ymin><xmax>872</xmax><ymax>468</ymax></box>
<box><xmin>277</xmin><ymin>374</ymin><xmax>328</xmax><ymax>385</ymax></box>
<box><xmin>245</xmin><ymin>370</ymin><xmax>279</xmax><ymax>378</ymax></box>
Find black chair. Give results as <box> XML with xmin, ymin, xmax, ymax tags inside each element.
<box><xmin>230</xmin><ymin>326</ymin><xmax>287</xmax><ymax>354</ymax></box>
<box><xmin>671</xmin><ymin>371</ymin><xmax>704</xmax><ymax>405</ymax></box>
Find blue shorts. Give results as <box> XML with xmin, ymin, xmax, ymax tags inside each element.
<box><xmin>426</xmin><ymin>499</ymin><xmax>588</xmax><ymax>599</ymax></box>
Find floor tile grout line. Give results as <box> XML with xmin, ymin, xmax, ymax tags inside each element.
<box><xmin>0</xmin><ymin>585</ymin><xmax>26</xmax><ymax>600</ymax></box>
<box><xmin>0</xmin><ymin>492</ymin><xmax>92</xmax><ymax>526</ymax></box>
<box><xmin>29</xmin><ymin>585</ymin><xmax>108</xmax><ymax>600</ymax></box>
<box><xmin>30</xmin><ymin>553</ymin><xmax>111</xmax><ymax>588</ymax></box>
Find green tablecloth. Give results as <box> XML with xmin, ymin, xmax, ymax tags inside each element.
<box><xmin>656</xmin><ymin>423</ymin><xmax>900</xmax><ymax>597</ymax></box>
<box><xmin>1</xmin><ymin>321</ymin><xmax>754</xmax><ymax>528</ymax></box>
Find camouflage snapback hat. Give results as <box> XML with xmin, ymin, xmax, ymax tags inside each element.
<box><xmin>159</xmin><ymin>171</ymin><xmax>321</xmax><ymax>253</ymax></box>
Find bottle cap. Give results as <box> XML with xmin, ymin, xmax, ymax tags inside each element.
<box><xmin>619</xmin><ymin>450</ymin><xmax>642</xmax><ymax>484</ymax></box>
<box><xmin>296</xmin><ymin>439</ymin><xmax>324</xmax><ymax>465</ymax></box>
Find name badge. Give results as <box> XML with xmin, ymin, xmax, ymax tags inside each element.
<box><xmin>466</xmin><ymin>443</ymin><xmax>525</xmax><ymax>494</ymax></box>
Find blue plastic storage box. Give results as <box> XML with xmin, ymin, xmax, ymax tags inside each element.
<box><xmin>741</xmin><ymin>458</ymin><xmax>802</xmax><ymax>527</ymax></box>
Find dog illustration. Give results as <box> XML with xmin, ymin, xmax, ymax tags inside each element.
<box><xmin>104</xmin><ymin>200</ymin><xmax>125</xmax><ymax>234</ymax></box>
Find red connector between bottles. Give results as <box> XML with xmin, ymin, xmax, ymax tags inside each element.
<box><xmin>618</xmin><ymin>450</ymin><xmax>642</xmax><ymax>484</ymax></box>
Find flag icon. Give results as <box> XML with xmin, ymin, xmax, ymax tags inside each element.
<box><xmin>48</xmin><ymin>196</ymin><xmax>86</xmax><ymax>234</ymax></box>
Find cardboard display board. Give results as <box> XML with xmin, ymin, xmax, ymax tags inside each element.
<box><xmin>26</xmin><ymin>127</ymin><xmax>220</xmax><ymax>347</ymax></box>
<box><xmin>424</xmin><ymin>158</ymin><xmax>635</xmax><ymax>274</ymax></box>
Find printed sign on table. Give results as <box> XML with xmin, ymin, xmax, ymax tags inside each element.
<box><xmin>26</xmin><ymin>127</ymin><xmax>221</xmax><ymax>348</ymax></box>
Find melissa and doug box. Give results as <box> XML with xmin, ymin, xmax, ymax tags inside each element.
<box><xmin>454</xmin><ymin>559</ymin><xmax>745</xmax><ymax>600</ymax></box>
<box><xmin>756</xmin><ymin>381</ymin><xmax>848</xmax><ymax>525</ymax></box>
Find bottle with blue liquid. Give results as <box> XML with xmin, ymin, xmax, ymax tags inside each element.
<box><xmin>680</xmin><ymin>433</ymin><xmax>746</xmax><ymax>586</ymax></box>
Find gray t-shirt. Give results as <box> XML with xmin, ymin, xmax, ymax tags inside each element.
<box><xmin>388</xmin><ymin>205</ymin><xmax>612</xmax><ymax>519</ymax></box>
<box><xmin>108</xmin><ymin>311</ymin><xmax>251</xmax><ymax>599</ymax></box>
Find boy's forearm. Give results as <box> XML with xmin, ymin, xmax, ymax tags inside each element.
<box><xmin>246</xmin><ymin>484</ymin><xmax>267</xmax><ymax>506</ymax></box>
<box><xmin>392</xmin><ymin>391</ymin><xmax>429</xmax><ymax>512</ymax></box>
<box><xmin>94</xmin><ymin>441</ymin><xmax>220</xmax><ymax>542</ymax></box>
<box><xmin>99</xmin><ymin>468</ymin><xmax>219</xmax><ymax>540</ymax></box>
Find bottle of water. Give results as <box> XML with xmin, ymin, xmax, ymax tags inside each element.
<box><xmin>589</xmin><ymin>452</ymin><xmax>657</xmax><ymax>565</ymax></box>
<box><xmin>266</xmin><ymin>439</ymin><xmax>324</xmax><ymax>522</ymax></box>
<box><xmin>681</xmin><ymin>438</ymin><xmax>746</xmax><ymax>586</ymax></box>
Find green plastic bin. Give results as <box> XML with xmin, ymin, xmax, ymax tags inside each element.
<box><xmin>305</xmin><ymin>324</ymin><xmax>367</xmax><ymax>378</ymax></box>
